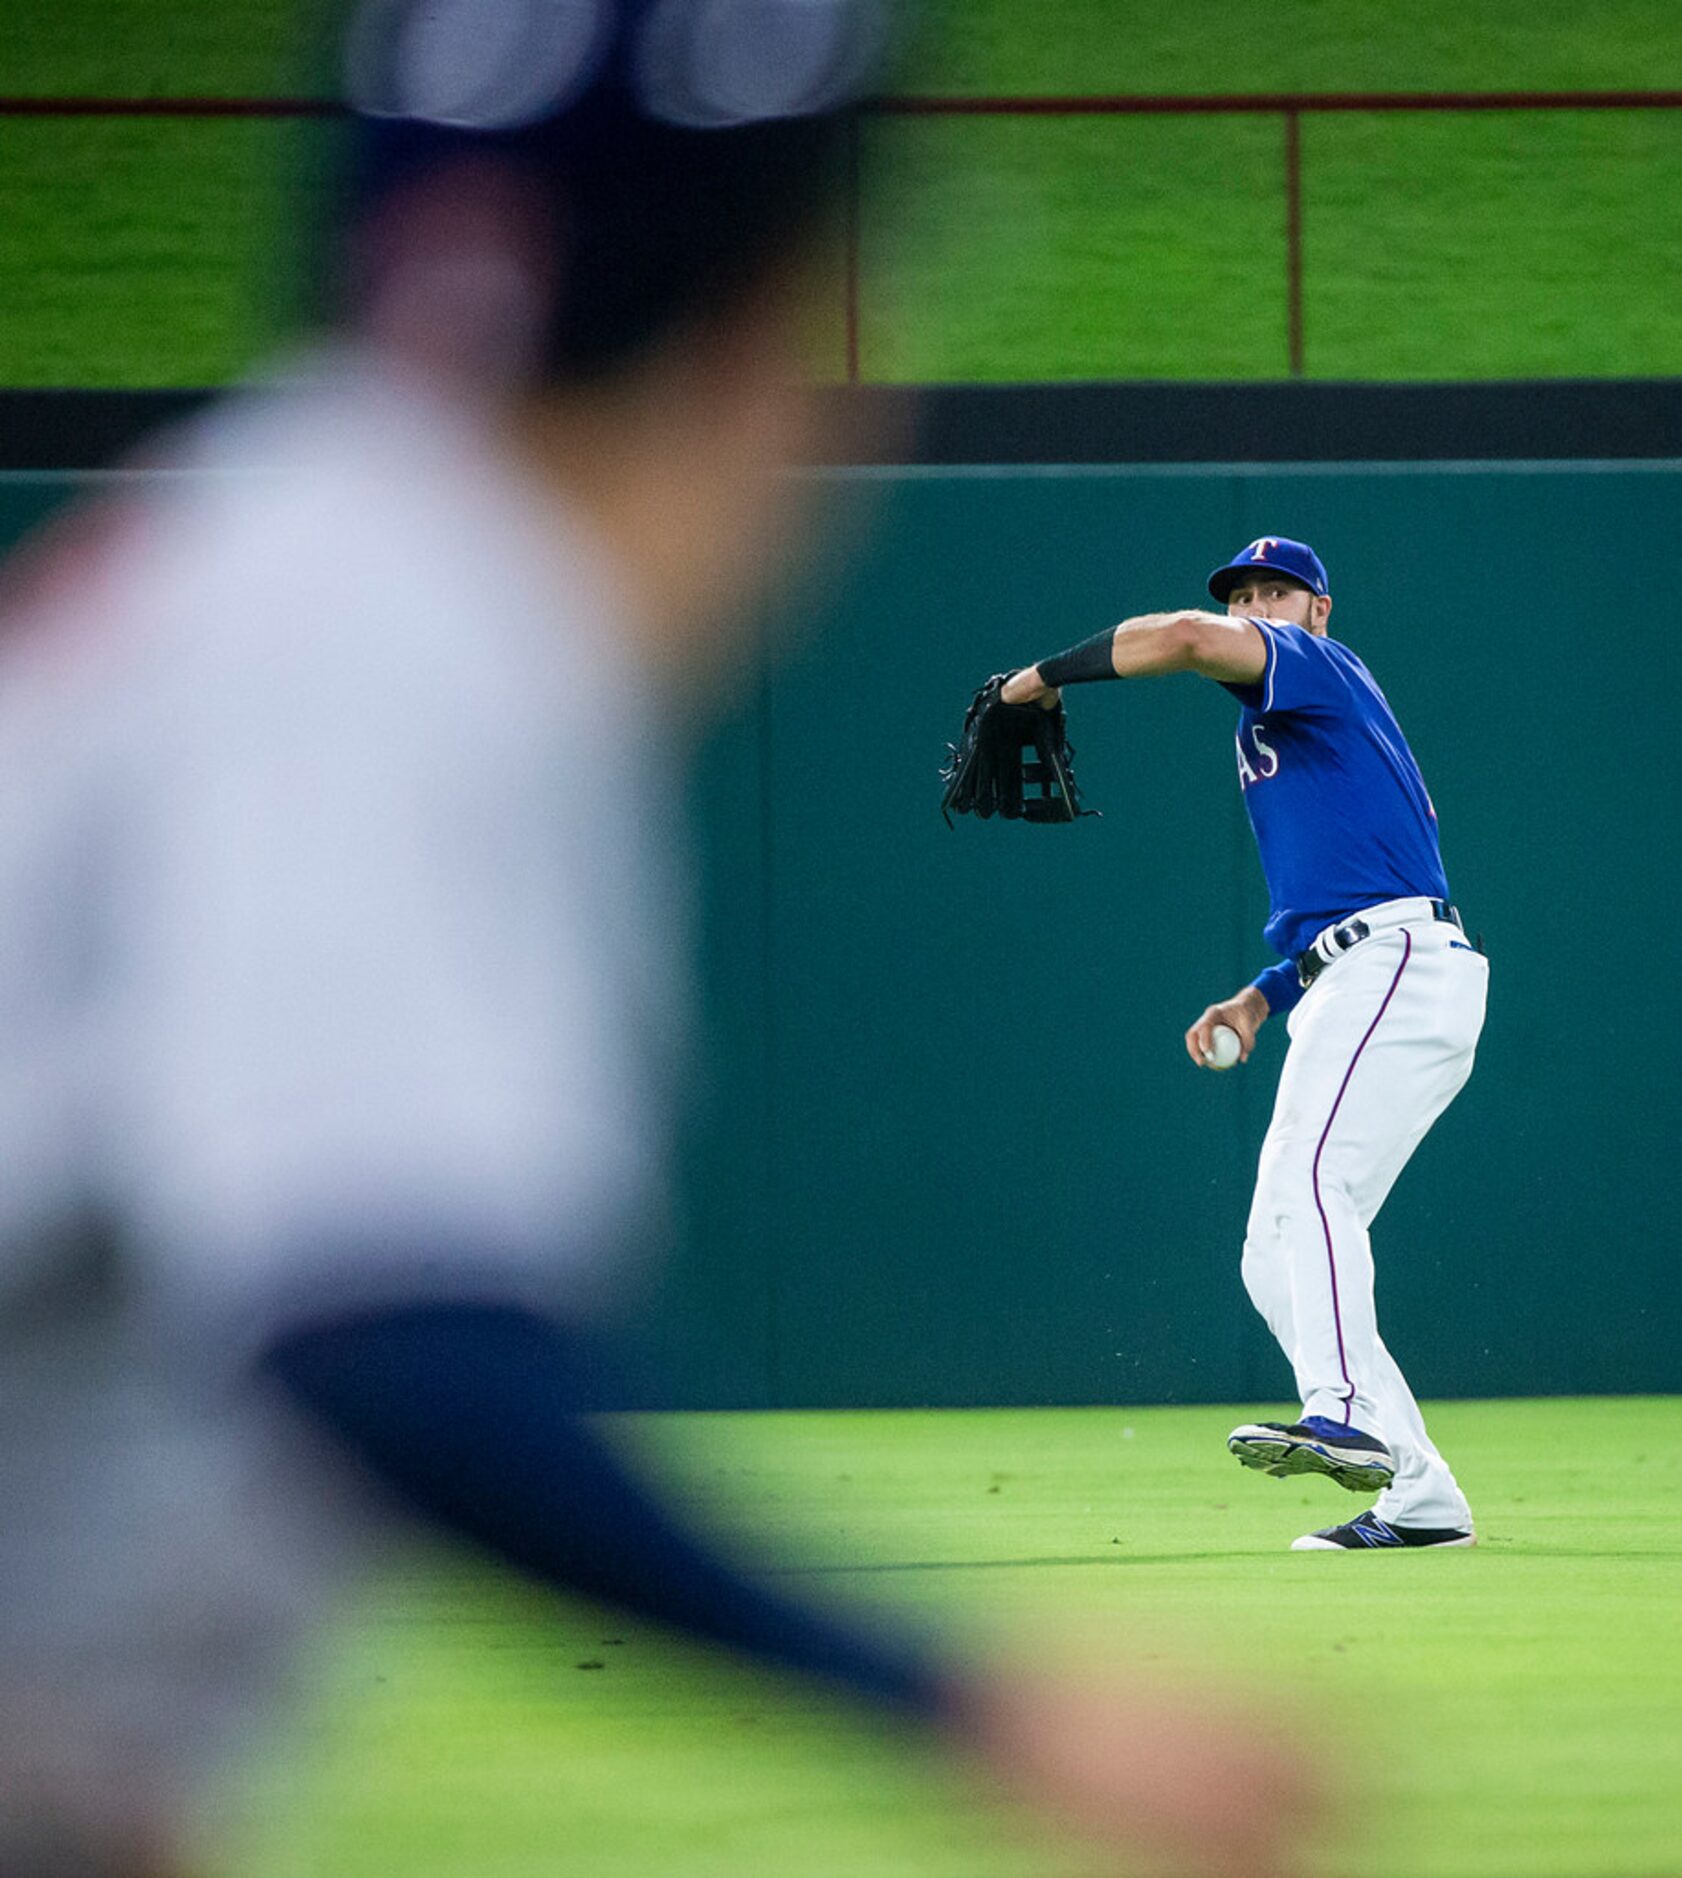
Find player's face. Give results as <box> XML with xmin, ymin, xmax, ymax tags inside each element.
<box><xmin>507</xmin><ymin>252</ymin><xmax>842</xmax><ymax>690</ymax></box>
<box><xmin>1223</xmin><ymin>575</ymin><xmax>1321</xmax><ymax>630</ymax></box>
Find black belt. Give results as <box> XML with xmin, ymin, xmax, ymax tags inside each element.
<box><xmin>1296</xmin><ymin>899</ymin><xmax>1463</xmax><ymax>989</ymax></box>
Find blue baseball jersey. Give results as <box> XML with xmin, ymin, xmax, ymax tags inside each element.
<box><xmin>1222</xmin><ymin>619</ymin><xmax>1450</xmax><ymax>966</ymax></box>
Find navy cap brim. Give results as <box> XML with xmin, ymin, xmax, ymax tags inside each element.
<box><xmin>1207</xmin><ymin>560</ymin><xmax>1317</xmax><ymax>603</ymax></box>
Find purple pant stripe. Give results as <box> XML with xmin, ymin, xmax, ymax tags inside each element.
<box><xmin>1309</xmin><ymin>929</ymin><xmax>1413</xmax><ymax>1421</ymax></box>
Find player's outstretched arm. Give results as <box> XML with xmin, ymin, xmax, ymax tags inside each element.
<box><xmin>264</xmin><ymin>1295</ymin><xmax>1327</xmax><ymax>1876</ymax></box>
<box><xmin>1185</xmin><ymin>984</ymin><xmax>1270</xmax><ymax>1068</ymax></box>
<box><xmin>1002</xmin><ymin>611</ymin><xmax>1266</xmax><ymax>703</ymax></box>
<box><xmin>264</xmin><ymin>1299</ymin><xmax>943</xmax><ymax>1711</ymax></box>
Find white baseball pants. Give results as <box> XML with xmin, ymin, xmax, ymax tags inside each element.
<box><xmin>1242</xmin><ymin>900</ymin><xmax>1489</xmax><ymax>1529</ymax></box>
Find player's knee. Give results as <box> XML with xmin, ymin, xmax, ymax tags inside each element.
<box><xmin>1239</xmin><ymin>1235</ymin><xmax>1270</xmax><ymax>1302</ymax></box>
<box><xmin>1249</xmin><ymin>1154</ymin><xmax>1316</xmax><ymax>1231</ymax></box>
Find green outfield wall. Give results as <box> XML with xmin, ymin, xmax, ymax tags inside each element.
<box><xmin>3</xmin><ymin>459</ymin><xmax>1678</xmax><ymax>1409</ymax></box>
<box><xmin>655</xmin><ymin>457</ymin><xmax>1682</xmax><ymax>1409</ymax></box>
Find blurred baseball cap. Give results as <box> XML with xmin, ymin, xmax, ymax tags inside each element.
<box><xmin>338</xmin><ymin>0</ymin><xmax>892</xmax><ymax>376</ymax></box>
<box><xmin>1207</xmin><ymin>536</ymin><xmax>1329</xmax><ymax>602</ymax></box>
<box><xmin>345</xmin><ymin>0</ymin><xmax>888</xmax><ymax>156</ymax></box>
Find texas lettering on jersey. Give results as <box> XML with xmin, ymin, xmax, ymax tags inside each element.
<box><xmin>1235</xmin><ymin>722</ymin><xmax>1280</xmax><ymax>788</ymax></box>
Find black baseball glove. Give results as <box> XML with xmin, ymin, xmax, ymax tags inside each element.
<box><xmin>939</xmin><ymin>673</ymin><xmax>1096</xmax><ymax>825</ymax></box>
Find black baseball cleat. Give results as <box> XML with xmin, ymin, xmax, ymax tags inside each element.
<box><xmin>1226</xmin><ymin>1414</ymin><xmax>1396</xmax><ymax>1492</ymax></box>
<box><xmin>1291</xmin><ymin>1509</ymin><xmax>1476</xmax><ymax>1551</ymax></box>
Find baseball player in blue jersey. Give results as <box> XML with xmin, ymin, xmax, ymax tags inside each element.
<box><xmin>1003</xmin><ymin>536</ymin><xmax>1488</xmax><ymax>1552</ymax></box>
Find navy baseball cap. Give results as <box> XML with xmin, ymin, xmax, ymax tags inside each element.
<box><xmin>339</xmin><ymin>0</ymin><xmax>890</xmax><ymax>376</ymax></box>
<box><xmin>345</xmin><ymin>0</ymin><xmax>887</xmax><ymax>165</ymax></box>
<box><xmin>1207</xmin><ymin>536</ymin><xmax>1329</xmax><ymax>603</ymax></box>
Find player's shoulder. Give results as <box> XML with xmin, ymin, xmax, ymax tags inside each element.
<box><xmin>1316</xmin><ymin>630</ymin><xmax>1368</xmax><ymax>667</ymax></box>
<box><xmin>1262</xmin><ymin>620</ymin><xmax>1368</xmax><ymax>672</ymax></box>
<box><xmin>167</xmin><ymin>368</ymin><xmax>583</xmax><ymax>693</ymax></box>
<box><xmin>1254</xmin><ymin>618</ymin><xmax>1348</xmax><ymax>653</ymax></box>
<box><xmin>1232</xmin><ymin>619</ymin><xmax>1379</xmax><ymax>718</ymax></box>
<box><xmin>1318</xmin><ymin>631</ymin><xmax>1384</xmax><ymax>688</ymax></box>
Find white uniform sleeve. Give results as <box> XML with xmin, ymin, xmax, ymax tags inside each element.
<box><xmin>112</xmin><ymin>540</ymin><xmax>671</xmax><ymax>1338</ymax></box>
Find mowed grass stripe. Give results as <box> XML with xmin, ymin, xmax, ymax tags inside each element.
<box><xmin>1303</xmin><ymin>110</ymin><xmax>1682</xmax><ymax>378</ymax></box>
<box><xmin>7</xmin><ymin>0</ymin><xmax>1682</xmax><ymax>99</ymax></box>
<box><xmin>858</xmin><ymin>116</ymin><xmax>1291</xmax><ymax>382</ymax></box>
<box><xmin>0</xmin><ymin>0</ymin><xmax>330</xmax><ymax>97</ymax></box>
<box><xmin>899</xmin><ymin>0</ymin><xmax>1682</xmax><ymax>98</ymax></box>
<box><xmin>223</xmin><ymin>1397</ymin><xmax>1682</xmax><ymax>1878</ymax></box>
<box><xmin>0</xmin><ymin>118</ymin><xmax>319</xmax><ymax>386</ymax></box>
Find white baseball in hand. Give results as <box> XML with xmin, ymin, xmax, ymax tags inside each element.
<box><xmin>1203</xmin><ymin>1024</ymin><xmax>1242</xmax><ymax>1071</ymax></box>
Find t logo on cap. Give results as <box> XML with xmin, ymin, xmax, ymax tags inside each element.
<box><xmin>1249</xmin><ymin>538</ymin><xmax>1279</xmax><ymax>560</ymax></box>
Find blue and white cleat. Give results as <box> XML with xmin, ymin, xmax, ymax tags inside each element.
<box><xmin>1226</xmin><ymin>1414</ymin><xmax>1396</xmax><ymax>1493</ymax></box>
<box><xmin>1291</xmin><ymin>1508</ymin><xmax>1475</xmax><ymax>1551</ymax></box>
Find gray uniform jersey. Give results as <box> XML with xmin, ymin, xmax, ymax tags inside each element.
<box><xmin>0</xmin><ymin>355</ymin><xmax>685</xmax><ymax>1837</ymax></box>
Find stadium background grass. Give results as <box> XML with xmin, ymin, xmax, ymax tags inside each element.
<box><xmin>5</xmin><ymin>4</ymin><xmax>1681</xmax><ymax>1872</ymax></box>
<box><xmin>5</xmin><ymin>0</ymin><xmax>1682</xmax><ymax>383</ymax></box>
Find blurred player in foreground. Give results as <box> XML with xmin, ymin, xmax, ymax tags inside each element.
<box><xmin>0</xmin><ymin>5</ymin><xmax>1319</xmax><ymax>1874</ymax></box>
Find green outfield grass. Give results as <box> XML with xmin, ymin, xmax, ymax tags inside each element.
<box><xmin>5</xmin><ymin>3</ymin><xmax>1682</xmax><ymax>385</ymax></box>
<box><xmin>221</xmin><ymin>1396</ymin><xmax>1682</xmax><ymax>1878</ymax></box>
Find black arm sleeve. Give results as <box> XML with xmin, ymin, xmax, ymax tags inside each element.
<box><xmin>262</xmin><ymin>1300</ymin><xmax>949</xmax><ymax>1719</ymax></box>
<box><xmin>1035</xmin><ymin>627</ymin><xmax>1119</xmax><ymax>687</ymax></box>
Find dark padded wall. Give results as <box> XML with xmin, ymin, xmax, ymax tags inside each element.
<box><xmin>6</xmin><ymin>462</ymin><xmax>1679</xmax><ymax>1408</ymax></box>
